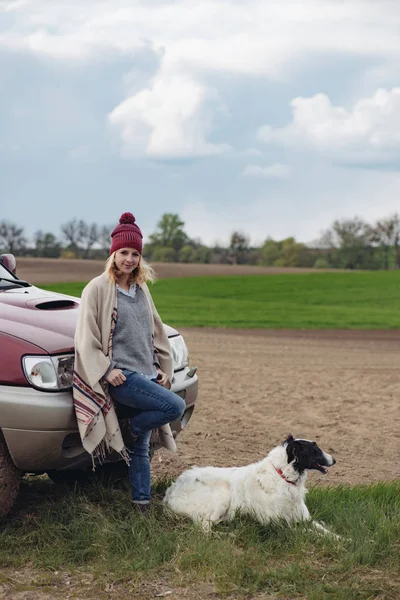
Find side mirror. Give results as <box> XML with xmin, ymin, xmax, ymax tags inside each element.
<box><xmin>0</xmin><ymin>254</ymin><xmax>17</xmax><ymax>274</ymax></box>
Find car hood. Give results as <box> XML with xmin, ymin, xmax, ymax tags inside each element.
<box><xmin>0</xmin><ymin>286</ymin><xmax>79</xmax><ymax>353</ymax></box>
<box><xmin>0</xmin><ymin>285</ymin><xmax>178</xmax><ymax>354</ymax></box>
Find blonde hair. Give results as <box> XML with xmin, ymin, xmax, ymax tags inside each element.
<box><xmin>105</xmin><ymin>251</ymin><xmax>156</xmax><ymax>286</ymax></box>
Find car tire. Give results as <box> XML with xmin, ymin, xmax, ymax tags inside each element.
<box><xmin>0</xmin><ymin>431</ymin><xmax>21</xmax><ymax>519</ymax></box>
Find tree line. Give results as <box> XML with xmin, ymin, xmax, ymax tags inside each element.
<box><xmin>1</xmin><ymin>213</ymin><xmax>400</xmax><ymax>270</ymax></box>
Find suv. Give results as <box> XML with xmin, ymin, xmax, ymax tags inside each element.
<box><xmin>0</xmin><ymin>254</ymin><xmax>198</xmax><ymax>518</ymax></box>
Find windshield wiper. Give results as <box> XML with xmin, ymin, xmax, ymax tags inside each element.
<box><xmin>0</xmin><ymin>277</ymin><xmax>31</xmax><ymax>288</ymax></box>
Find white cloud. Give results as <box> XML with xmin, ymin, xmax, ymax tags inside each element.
<box><xmin>108</xmin><ymin>74</ymin><xmax>229</xmax><ymax>158</ymax></box>
<box><xmin>258</xmin><ymin>88</ymin><xmax>400</xmax><ymax>161</ymax></box>
<box><xmin>3</xmin><ymin>1</ymin><xmax>400</xmax><ymax>160</ymax></box>
<box><xmin>0</xmin><ymin>29</ymin><xmax>111</xmax><ymax>61</ymax></box>
<box><xmin>243</xmin><ymin>163</ymin><xmax>291</xmax><ymax>179</ymax></box>
<box><xmin>2</xmin><ymin>1</ymin><xmax>400</xmax><ymax>72</ymax></box>
<box><xmin>2</xmin><ymin>1</ymin><xmax>27</xmax><ymax>11</ymax></box>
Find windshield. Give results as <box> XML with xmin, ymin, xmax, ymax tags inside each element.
<box><xmin>0</xmin><ymin>262</ymin><xmax>17</xmax><ymax>279</ymax></box>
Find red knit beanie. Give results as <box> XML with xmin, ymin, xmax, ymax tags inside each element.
<box><xmin>110</xmin><ymin>212</ymin><xmax>143</xmax><ymax>255</ymax></box>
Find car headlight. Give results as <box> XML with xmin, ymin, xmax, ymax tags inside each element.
<box><xmin>169</xmin><ymin>335</ymin><xmax>189</xmax><ymax>370</ymax></box>
<box><xmin>22</xmin><ymin>354</ymin><xmax>74</xmax><ymax>391</ymax></box>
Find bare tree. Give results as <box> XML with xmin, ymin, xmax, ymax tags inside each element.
<box><xmin>332</xmin><ymin>217</ymin><xmax>368</xmax><ymax>245</ymax></box>
<box><xmin>229</xmin><ymin>231</ymin><xmax>250</xmax><ymax>264</ymax></box>
<box><xmin>312</xmin><ymin>228</ymin><xmax>339</xmax><ymax>266</ymax></box>
<box><xmin>98</xmin><ymin>224</ymin><xmax>113</xmax><ymax>256</ymax></box>
<box><xmin>372</xmin><ymin>214</ymin><xmax>400</xmax><ymax>269</ymax></box>
<box><xmin>60</xmin><ymin>219</ymin><xmax>85</xmax><ymax>254</ymax></box>
<box><xmin>0</xmin><ymin>221</ymin><xmax>27</xmax><ymax>255</ymax></box>
<box><xmin>313</xmin><ymin>228</ymin><xmax>336</xmax><ymax>249</ymax></box>
<box><xmin>80</xmin><ymin>222</ymin><xmax>99</xmax><ymax>259</ymax></box>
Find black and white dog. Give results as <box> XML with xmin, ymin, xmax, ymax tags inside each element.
<box><xmin>164</xmin><ymin>435</ymin><xmax>337</xmax><ymax>535</ymax></box>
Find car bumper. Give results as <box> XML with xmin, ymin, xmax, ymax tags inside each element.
<box><xmin>0</xmin><ymin>367</ymin><xmax>198</xmax><ymax>471</ymax></box>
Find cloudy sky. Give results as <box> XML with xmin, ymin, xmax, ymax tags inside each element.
<box><xmin>1</xmin><ymin>0</ymin><xmax>400</xmax><ymax>246</ymax></box>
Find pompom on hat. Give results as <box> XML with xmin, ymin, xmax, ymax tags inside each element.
<box><xmin>110</xmin><ymin>212</ymin><xmax>143</xmax><ymax>255</ymax></box>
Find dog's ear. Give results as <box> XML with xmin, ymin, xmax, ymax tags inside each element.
<box><xmin>284</xmin><ymin>434</ymin><xmax>295</xmax><ymax>445</ymax></box>
<box><xmin>285</xmin><ymin>435</ymin><xmax>295</xmax><ymax>464</ymax></box>
<box><xmin>290</xmin><ymin>440</ymin><xmax>311</xmax><ymax>469</ymax></box>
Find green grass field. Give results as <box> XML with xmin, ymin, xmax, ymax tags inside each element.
<box><xmin>1</xmin><ymin>476</ymin><xmax>399</xmax><ymax>599</ymax></box>
<box><xmin>42</xmin><ymin>270</ymin><xmax>400</xmax><ymax>329</ymax></box>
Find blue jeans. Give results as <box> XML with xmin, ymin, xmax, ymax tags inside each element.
<box><xmin>109</xmin><ymin>370</ymin><xmax>186</xmax><ymax>503</ymax></box>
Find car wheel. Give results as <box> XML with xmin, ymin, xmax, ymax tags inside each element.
<box><xmin>0</xmin><ymin>431</ymin><xmax>21</xmax><ymax>519</ymax></box>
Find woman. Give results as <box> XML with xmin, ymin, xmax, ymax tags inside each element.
<box><xmin>73</xmin><ymin>212</ymin><xmax>185</xmax><ymax>511</ymax></box>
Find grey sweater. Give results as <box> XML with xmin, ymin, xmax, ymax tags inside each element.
<box><xmin>108</xmin><ymin>286</ymin><xmax>158</xmax><ymax>377</ymax></box>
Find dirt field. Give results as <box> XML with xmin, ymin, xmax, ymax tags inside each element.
<box><xmin>15</xmin><ymin>257</ymin><xmax>320</xmax><ymax>284</ymax></box>
<box><xmin>153</xmin><ymin>328</ymin><xmax>400</xmax><ymax>486</ymax></box>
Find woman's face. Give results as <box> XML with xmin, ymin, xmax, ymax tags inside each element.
<box><xmin>114</xmin><ymin>248</ymin><xmax>141</xmax><ymax>275</ymax></box>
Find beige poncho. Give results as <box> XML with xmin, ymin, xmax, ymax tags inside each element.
<box><xmin>73</xmin><ymin>272</ymin><xmax>176</xmax><ymax>463</ymax></box>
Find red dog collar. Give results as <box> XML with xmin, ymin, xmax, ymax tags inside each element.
<box><xmin>274</xmin><ymin>466</ymin><xmax>297</xmax><ymax>486</ymax></box>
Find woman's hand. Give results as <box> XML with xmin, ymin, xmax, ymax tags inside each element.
<box><xmin>156</xmin><ymin>368</ymin><xmax>171</xmax><ymax>389</ymax></box>
<box><xmin>105</xmin><ymin>368</ymin><xmax>126</xmax><ymax>387</ymax></box>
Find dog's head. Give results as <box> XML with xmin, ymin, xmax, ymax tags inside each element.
<box><xmin>283</xmin><ymin>435</ymin><xmax>336</xmax><ymax>475</ymax></box>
